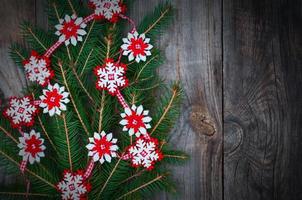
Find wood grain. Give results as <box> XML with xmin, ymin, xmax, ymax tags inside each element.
<box><xmin>223</xmin><ymin>0</ymin><xmax>302</xmax><ymax>199</ymax></box>
<box><xmin>135</xmin><ymin>0</ymin><xmax>223</xmax><ymax>199</ymax></box>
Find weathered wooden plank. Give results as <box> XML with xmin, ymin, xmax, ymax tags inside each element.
<box><xmin>0</xmin><ymin>0</ymin><xmax>37</xmax><ymax>185</ymax></box>
<box><xmin>223</xmin><ymin>0</ymin><xmax>302</xmax><ymax>199</ymax></box>
<box><xmin>130</xmin><ymin>0</ymin><xmax>223</xmax><ymax>199</ymax></box>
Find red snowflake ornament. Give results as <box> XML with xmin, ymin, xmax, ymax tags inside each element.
<box><xmin>120</xmin><ymin>105</ymin><xmax>152</xmax><ymax>137</ymax></box>
<box><xmin>121</xmin><ymin>31</ymin><xmax>153</xmax><ymax>63</ymax></box>
<box><xmin>23</xmin><ymin>51</ymin><xmax>54</xmax><ymax>86</ymax></box>
<box><xmin>127</xmin><ymin>137</ymin><xmax>163</xmax><ymax>170</ymax></box>
<box><xmin>56</xmin><ymin>170</ymin><xmax>91</xmax><ymax>200</ymax></box>
<box><xmin>86</xmin><ymin>131</ymin><xmax>118</xmax><ymax>164</ymax></box>
<box><xmin>94</xmin><ymin>59</ymin><xmax>128</xmax><ymax>95</ymax></box>
<box><xmin>18</xmin><ymin>129</ymin><xmax>46</xmax><ymax>164</ymax></box>
<box><xmin>55</xmin><ymin>14</ymin><xmax>87</xmax><ymax>46</ymax></box>
<box><xmin>3</xmin><ymin>96</ymin><xmax>39</xmax><ymax>128</ymax></box>
<box><xmin>88</xmin><ymin>0</ymin><xmax>126</xmax><ymax>22</ymax></box>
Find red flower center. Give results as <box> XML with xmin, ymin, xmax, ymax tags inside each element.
<box><xmin>125</xmin><ymin>112</ymin><xmax>145</xmax><ymax>133</ymax></box>
<box><xmin>43</xmin><ymin>89</ymin><xmax>63</xmax><ymax>110</ymax></box>
<box><xmin>25</xmin><ymin>135</ymin><xmax>42</xmax><ymax>157</ymax></box>
<box><xmin>18</xmin><ymin>107</ymin><xmax>25</xmax><ymax>114</ymax></box>
<box><xmin>33</xmin><ymin>67</ymin><xmax>40</xmax><ymax>73</ymax></box>
<box><xmin>108</xmin><ymin>74</ymin><xmax>115</xmax><ymax>80</ymax></box>
<box><xmin>104</xmin><ymin>2</ymin><xmax>112</xmax><ymax>9</ymax></box>
<box><xmin>140</xmin><ymin>150</ymin><xmax>147</xmax><ymax>157</ymax></box>
<box><xmin>93</xmin><ymin>138</ymin><xmax>112</xmax><ymax>156</ymax></box>
<box><xmin>129</xmin><ymin>38</ymin><xmax>148</xmax><ymax>56</ymax></box>
<box><xmin>69</xmin><ymin>184</ymin><xmax>76</xmax><ymax>191</ymax></box>
<box><xmin>61</xmin><ymin>20</ymin><xmax>79</xmax><ymax>39</ymax></box>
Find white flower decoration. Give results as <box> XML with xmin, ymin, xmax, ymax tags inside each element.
<box><xmin>39</xmin><ymin>83</ymin><xmax>70</xmax><ymax>116</ymax></box>
<box><xmin>120</xmin><ymin>105</ymin><xmax>152</xmax><ymax>137</ymax></box>
<box><xmin>55</xmin><ymin>14</ymin><xmax>87</xmax><ymax>46</ymax></box>
<box><xmin>86</xmin><ymin>131</ymin><xmax>119</xmax><ymax>164</ymax></box>
<box><xmin>89</xmin><ymin>0</ymin><xmax>123</xmax><ymax>21</ymax></box>
<box><xmin>18</xmin><ymin>130</ymin><xmax>46</xmax><ymax>164</ymax></box>
<box><xmin>121</xmin><ymin>31</ymin><xmax>153</xmax><ymax>63</ymax></box>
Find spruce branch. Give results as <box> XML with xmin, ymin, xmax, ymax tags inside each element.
<box><xmin>0</xmin><ymin>126</ymin><xmax>18</xmax><ymax>144</ymax></box>
<box><xmin>58</xmin><ymin>61</ymin><xmax>90</xmax><ymax>136</ymax></box>
<box><xmin>62</xmin><ymin>114</ymin><xmax>73</xmax><ymax>171</ymax></box>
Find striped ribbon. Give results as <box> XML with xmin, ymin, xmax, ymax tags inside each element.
<box><xmin>83</xmin><ymin>159</ymin><xmax>95</xmax><ymax>180</ymax></box>
<box><xmin>116</xmin><ymin>90</ymin><xmax>129</xmax><ymax>109</ymax></box>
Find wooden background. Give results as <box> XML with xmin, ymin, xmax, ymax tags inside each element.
<box><xmin>0</xmin><ymin>0</ymin><xmax>302</xmax><ymax>199</ymax></box>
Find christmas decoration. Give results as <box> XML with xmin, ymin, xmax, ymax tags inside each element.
<box><xmin>23</xmin><ymin>51</ymin><xmax>53</xmax><ymax>86</ymax></box>
<box><xmin>39</xmin><ymin>83</ymin><xmax>70</xmax><ymax>116</ymax></box>
<box><xmin>121</xmin><ymin>31</ymin><xmax>153</xmax><ymax>63</ymax></box>
<box><xmin>56</xmin><ymin>170</ymin><xmax>91</xmax><ymax>200</ymax></box>
<box><xmin>86</xmin><ymin>131</ymin><xmax>118</xmax><ymax>164</ymax></box>
<box><xmin>0</xmin><ymin>1</ymin><xmax>187</xmax><ymax>200</ymax></box>
<box><xmin>18</xmin><ymin>130</ymin><xmax>46</xmax><ymax>165</ymax></box>
<box><xmin>55</xmin><ymin>14</ymin><xmax>87</xmax><ymax>46</ymax></box>
<box><xmin>120</xmin><ymin>104</ymin><xmax>152</xmax><ymax>137</ymax></box>
<box><xmin>3</xmin><ymin>96</ymin><xmax>39</xmax><ymax>128</ymax></box>
<box><xmin>126</xmin><ymin>137</ymin><xmax>163</xmax><ymax>170</ymax></box>
<box><xmin>88</xmin><ymin>0</ymin><xmax>126</xmax><ymax>22</ymax></box>
<box><xmin>94</xmin><ymin>59</ymin><xmax>128</xmax><ymax>95</ymax></box>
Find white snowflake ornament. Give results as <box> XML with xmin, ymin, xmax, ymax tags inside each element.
<box><xmin>86</xmin><ymin>131</ymin><xmax>119</xmax><ymax>164</ymax></box>
<box><xmin>55</xmin><ymin>14</ymin><xmax>87</xmax><ymax>46</ymax></box>
<box><xmin>88</xmin><ymin>0</ymin><xmax>126</xmax><ymax>22</ymax></box>
<box><xmin>120</xmin><ymin>105</ymin><xmax>152</xmax><ymax>137</ymax></box>
<box><xmin>127</xmin><ymin>137</ymin><xmax>163</xmax><ymax>170</ymax></box>
<box><xmin>18</xmin><ymin>130</ymin><xmax>46</xmax><ymax>164</ymax></box>
<box><xmin>94</xmin><ymin>59</ymin><xmax>128</xmax><ymax>95</ymax></box>
<box><xmin>23</xmin><ymin>51</ymin><xmax>54</xmax><ymax>86</ymax></box>
<box><xmin>121</xmin><ymin>31</ymin><xmax>153</xmax><ymax>63</ymax></box>
<box><xmin>3</xmin><ymin>96</ymin><xmax>39</xmax><ymax>128</ymax></box>
<box><xmin>39</xmin><ymin>83</ymin><xmax>70</xmax><ymax>116</ymax></box>
<box><xmin>56</xmin><ymin>170</ymin><xmax>91</xmax><ymax>200</ymax></box>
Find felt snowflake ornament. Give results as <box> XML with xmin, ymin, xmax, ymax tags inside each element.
<box><xmin>120</xmin><ymin>105</ymin><xmax>152</xmax><ymax>137</ymax></box>
<box><xmin>56</xmin><ymin>170</ymin><xmax>91</xmax><ymax>200</ymax></box>
<box><xmin>39</xmin><ymin>83</ymin><xmax>70</xmax><ymax>116</ymax></box>
<box><xmin>121</xmin><ymin>31</ymin><xmax>153</xmax><ymax>63</ymax></box>
<box><xmin>86</xmin><ymin>131</ymin><xmax>119</xmax><ymax>164</ymax></box>
<box><xmin>88</xmin><ymin>0</ymin><xmax>126</xmax><ymax>22</ymax></box>
<box><xmin>55</xmin><ymin>14</ymin><xmax>87</xmax><ymax>46</ymax></box>
<box><xmin>94</xmin><ymin>59</ymin><xmax>128</xmax><ymax>95</ymax></box>
<box><xmin>3</xmin><ymin>96</ymin><xmax>39</xmax><ymax>128</ymax></box>
<box><xmin>18</xmin><ymin>130</ymin><xmax>46</xmax><ymax>164</ymax></box>
<box><xmin>23</xmin><ymin>51</ymin><xmax>53</xmax><ymax>86</ymax></box>
<box><xmin>127</xmin><ymin>137</ymin><xmax>163</xmax><ymax>170</ymax></box>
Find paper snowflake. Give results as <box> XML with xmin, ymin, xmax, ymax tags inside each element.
<box><xmin>94</xmin><ymin>59</ymin><xmax>128</xmax><ymax>95</ymax></box>
<box><xmin>121</xmin><ymin>31</ymin><xmax>153</xmax><ymax>63</ymax></box>
<box><xmin>18</xmin><ymin>130</ymin><xmax>46</xmax><ymax>164</ymax></box>
<box><xmin>120</xmin><ymin>105</ymin><xmax>152</xmax><ymax>137</ymax></box>
<box><xmin>88</xmin><ymin>0</ymin><xmax>126</xmax><ymax>22</ymax></box>
<box><xmin>23</xmin><ymin>51</ymin><xmax>53</xmax><ymax>86</ymax></box>
<box><xmin>39</xmin><ymin>83</ymin><xmax>70</xmax><ymax>116</ymax></box>
<box><xmin>3</xmin><ymin>96</ymin><xmax>39</xmax><ymax>128</ymax></box>
<box><xmin>55</xmin><ymin>14</ymin><xmax>87</xmax><ymax>46</ymax></box>
<box><xmin>127</xmin><ymin>137</ymin><xmax>163</xmax><ymax>170</ymax></box>
<box><xmin>86</xmin><ymin>131</ymin><xmax>118</xmax><ymax>164</ymax></box>
<box><xmin>56</xmin><ymin>170</ymin><xmax>91</xmax><ymax>200</ymax></box>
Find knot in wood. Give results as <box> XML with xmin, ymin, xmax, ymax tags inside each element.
<box><xmin>189</xmin><ymin>105</ymin><xmax>216</xmax><ymax>137</ymax></box>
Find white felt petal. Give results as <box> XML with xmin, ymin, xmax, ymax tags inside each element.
<box><xmin>128</xmin><ymin>52</ymin><xmax>134</xmax><ymax>61</ymax></box>
<box><xmin>86</xmin><ymin>144</ymin><xmax>94</xmax><ymax>150</ymax></box>
<box><xmin>143</xmin><ymin>116</ymin><xmax>152</xmax><ymax>123</ymax></box>
<box><xmin>111</xmin><ymin>138</ymin><xmax>117</xmax><ymax>143</ymax></box>
<box><xmin>136</xmin><ymin>105</ymin><xmax>143</xmax><ymax>115</ymax></box>
<box><xmin>120</xmin><ymin>119</ymin><xmax>128</xmax><ymax>125</ymax></box>
<box><xmin>122</xmin><ymin>126</ymin><xmax>128</xmax><ymax>131</ymax></box>
<box><xmin>59</xmin><ymin>35</ymin><xmax>66</xmax><ymax>42</ymax></box>
<box><xmin>129</xmin><ymin>128</ymin><xmax>134</xmax><ymax>136</ymax></box>
<box><xmin>125</xmin><ymin>108</ymin><xmax>132</xmax><ymax>116</ymax></box>
<box><xmin>106</xmin><ymin>133</ymin><xmax>112</xmax><ymax>141</ymax></box>
<box><xmin>121</xmin><ymin>44</ymin><xmax>129</xmax><ymax>50</ymax></box>
<box><xmin>101</xmin><ymin>131</ymin><xmax>106</xmax><ymax>137</ymax></box>
<box><xmin>94</xmin><ymin>132</ymin><xmax>100</xmax><ymax>140</ymax></box>
<box><xmin>139</xmin><ymin>127</ymin><xmax>147</xmax><ymax>134</ymax></box>
<box><xmin>77</xmin><ymin>29</ymin><xmax>87</xmax><ymax>36</ymax></box>
<box><xmin>99</xmin><ymin>156</ymin><xmax>105</xmax><ymax>164</ymax></box>
<box><xmin>64</xmin><ymin>15</ymin><xmax>71</xmax><ymax>22</ymax></box>
<box><xmin>104</xmin><ymin>154</ymin><xmax>111</xmax><ymax>163</ymax></box>
<box><xmin>93</xmin><ymin>153</ymin><xmax>100</xmax><ymax>162</ymax></box>
<box><xmin>71</xmin><ymin>36</ymin><xmax>77</xmax><ymax>46</ymax></box>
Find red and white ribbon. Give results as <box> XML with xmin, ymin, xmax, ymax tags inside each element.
<box><xmin>20</xmin><ymin>160</ymin><xmax>27</xmax><ymax>173</ymax></box>
<box><xmin>44</xmin><ymin>40</ymin><xmax>63</xmax><ymax>58</ymax></box>
<box><xmin>83</xmin><ymin>13</ymin><xmax>96</xmax><ymax>24</ymax></box>
<box><xmin>116</xmin><ymin>90</ymin><xmax>129</xmax><ymax>109</ymax></box>
<box><xmin>119</xmin><ymin>14</ymin><xmax>137</xmax><ymax>33</ymax></box>
<box><xmin>83</xmin><ymin>159</ymin><xmax>95</xmax><ymax>180</ymax></box>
